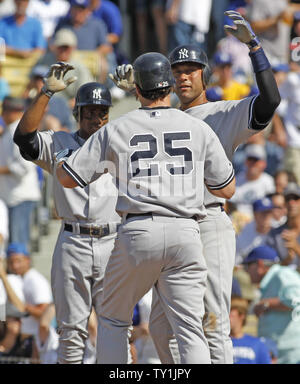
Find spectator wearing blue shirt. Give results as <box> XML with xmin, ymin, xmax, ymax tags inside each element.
<box><xmin>90</xmin><ymin>0</ymin><xmax>129</xmax><ymax>67</ymax></box>
<box><xmin>243</xmin><ymin>245</ymin><xmax>300</xmax><ymax>364</ymax></box>
<box><xmin>0</xmin><ymin>0</ymin><xmax>46</xmax><ymax>59</ymax></box>
<box><xmin>55</xmin><ymin>0</ymin><xmax>111</xmax><ymax>83</ymax></box>
<box><xmin>230</xmin><ymin>297</ymin><xmax>271</xmax><ymax>364</ymax></box>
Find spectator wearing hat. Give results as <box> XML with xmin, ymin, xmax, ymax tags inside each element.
<box><xmin>230</xmin><ymin>296</ymin><xmax>271</xmax><ymax>364</ymax></box>
<box><xmin>54</xmin><ymin>0</ymin><xmax>111</xmax><ymax>83</ymax></box>
<box><xmin>243</xmin><ymin>245</ymin><xmax>300</xmax><ymax>364</ymax></box>
<box><xmin>235</xmin><ymin>197</ymin><xmax>275</xmax><ymax>265</ymax></box>
<box><xmin>206</xmin><ymin>51</ymin><xmax>251</xmax><ymax>102</ymax></box>
<box><xmin>0</xmin><ymin>97</ymin><xmax>41</xmax><ymax>249</ymax></box>
<box><xmin>6</xmin><ymin>243</ymin><xmax>53</xmax><ymax>348</ymax></box>
<box><xmin>36</xmin><ymin>28</ymin><xmax>93</xmax><ymax>105</ymax></box>
<box><xmin>229</xmin><ymin>144</ymin><xmax>275</xmax><ymax>219</ymax></box>
<box><xmin>266</xmin><ymin>182</ymin><xmax>300</xmax><ymax>268</ymax></box>
<box><xmin>268</xmin><ymin>192</ymin><xmax>287</xmax><ymax>229</ymax></box>
<box><xmin>0</xmin><ymin>0</ymin><xmax>46</xmax><ymax>59</ymax></box>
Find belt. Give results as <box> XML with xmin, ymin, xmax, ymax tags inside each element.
<box><xmin>126</xmin><ymin>213</ymin><xmax>198</xmax><ymax>221</ymax></box>
<box><xmin>205</xmin><ymin>203</ymin><xmax>224</xmax><ymax>212</ymax></box>
<box><xmin>64</xmin><ymin>223</ymin><xmax>110</xmax><ymax>238</ymax></box>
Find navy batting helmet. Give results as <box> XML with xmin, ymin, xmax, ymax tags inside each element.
<box><xmin>133</xmin><ymin>52</ymin><xmax>175</xmax><ymax>91</ymax></box>
<box><xmin>169</xmin><ymin>44</ymin><xmax>212</xmax><ymax>87</ymax></box>
<box><xmin>73</xmin><ymin>82</ymin><xmax>112</xmax><ymax>121</ymax></box>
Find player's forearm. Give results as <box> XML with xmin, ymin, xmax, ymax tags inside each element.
<box><xmin>56</xmin><ymin>162</ymin><xmax>79</xmax><ymax>188</ymax></box>
<box><xmin>25</xmin><ymin>303</ymin><xmax>48</xmax><ymax>319</ymax></box>
<box><xmin>16</xmin><ymin>91</ymin><xmax>50</xmax><ymax>135</ymax></box>
<box><xmin>207</xmin><ymin>177</ymin><xmax>236</xmax><ymax>199</ymax></box>
<box><xmin>0</xmin><ymin>166</ymin><xmax>10</xmax><ymax>175</ymax></box>
<box><xmin>252</xmin><ymin>65</ymin><xmax>281</xmax><ymax>127</ymax></box>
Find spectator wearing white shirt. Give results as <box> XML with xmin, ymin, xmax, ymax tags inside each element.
<box><xmin>6</xmin><ymin>243</ymin><xmax>53</xmax><ymax>341</ymax></box>
<box><xmin>277</xmin><ymin>58</ymin><xmax>300</xmax><ymax>185</ymax></box>
<box><xmin>230</xmin><ymin>144</ymin><xmax>275</xmax><ymax>219</ymax></box>
<box><xmin>0</xmin><ymin>97</ymin><xmax>41</xmax><ymax>250</ymax></box>
<box><xmin>165</xmin><ymin>0</ymin><xmax>212</xmax><ymax>52</ymax></box>
<box><xmin>0</xmin><ymin>198</ymin><xmax>8</xmax><ymax>259</ymax></box>
<box><xmin>27</xmin><ymin>0</ymin><xmax>70</xmax><ymax>40</ymax></box>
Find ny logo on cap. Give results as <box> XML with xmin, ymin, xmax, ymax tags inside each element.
<box><xmin>178</xmin><ymin>48</ymin><xmax>189</xmax><ymax>59</ymax></box>
<box><xmin>93</xmin><ymin>88</ymin><xmax>102</xmax><ymax>100</ymax></box>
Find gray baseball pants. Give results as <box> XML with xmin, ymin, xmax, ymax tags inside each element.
<box><xmin>51</xmin><ymin>223</ymin><xmax>116</xmax><ymax>364</ymax></box>
<box><xmin>97</xmin><ymin>215</ymin><xmax>211</xmax><ymax>364</ymax></box>
<box><xmin>149</xmin><ymin>207</ymin><xmax>236</xmax><ymax>364</ymax></box>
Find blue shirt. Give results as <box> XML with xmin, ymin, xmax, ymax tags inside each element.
<box><xmin>257</xmin><ymin>264</ymin><xmax>300</xmax><ymax>364</ymax></box>
<box><xmin>232</xmin><ymin>334</ymin><xmax>271</xmax><ymax>364</ymax></box>
<box><xmin>55</xmin><ymin>15</ymin><xmax>108</xmax><ymax>50</ymax></box>
<box><xmin>92</xmin><ymin>0</ymin><xmax>123</xmax><ymax>36</ymax></box>
<box><xmin>0</xmin><ymin>16</ymin><xmax>46</xmax><ymax>50</ymax></box>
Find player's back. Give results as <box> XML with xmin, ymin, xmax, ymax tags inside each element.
<box><xmin>102</xmin><ymin>107</ymin><xmax>234</xmax><ymax>219</ymax></box>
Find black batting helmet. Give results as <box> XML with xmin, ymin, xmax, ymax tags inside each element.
<box><xmin>73</xmin><ymin>82</ymin><xmax>112</xmax><ymax>121</ymax></box>
<box><xmin>133</xmin><ymin>52</ymin><xmax>175</xmax><ymax>91</ymax></box>
<box><xmin>169</xmin><ymin>44</ymin><xmax>212</xmax><ymax>87</ymax></box>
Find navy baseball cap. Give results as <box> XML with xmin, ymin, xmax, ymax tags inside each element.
<box><xmin>214</xmin><ymin>52</ymin><xmax>233</xmax><ymax>66</ymax></box>
<box><xmin>272</xmin><ymin>63</ymin><xmax>290</xmax><ymax>73</ymax></box>
<box><xmin>253</xmin><ymin>197</ymin><xmax>275</xmax><ymax>212</ymax></box>
<box><xmin>243</xmin><ymin>245</ymin><xmax>280</xmax><ymax>265</ymax></box>
<box><xmin>6</xmin><ymin>243</ymin><xmax>29</xmax><ymax>257</ymax></box>
<box><xmin>294</xmin><ymin>11</ymin><xmax>300</xmax><ymax>21</ymax></box>
<box><xmin>71</xmin><ymin>0</ymin><xmax>89</xmax><ymax>7</ymax></box>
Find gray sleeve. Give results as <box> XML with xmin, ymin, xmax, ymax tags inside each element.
<box><xmin>63</xmin><ymin>128</ymin><xmax>109</xmax><ymax>187</ymax></box>
<box><xmin>204</xmin><ymin>127</ymin><xmax>235</xmax><ymax>190</ymax></box>
<box><xmin>225</xmin><ymin>97</ymin><xmax>256</xmax><ymax>153</ymax></box>
<box><xmin>34</xmin><ymin>131</ymin><xmax>55</xmax><ymax>174</ymax></box>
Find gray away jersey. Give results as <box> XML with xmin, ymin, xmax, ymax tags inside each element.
<box><xmin>34</xmin><ymin>130</ymin><xmax>120</xmax><ymax>224</ymax></box>
<box><xmin>185</xmin><ymin>96</ymin><xmax>257</xmax><ymax>206</ymax></box>
<box><xmin>63</xmin><ymin>107</ymin><xmax>234</xmax><ymax>220</ymax></box>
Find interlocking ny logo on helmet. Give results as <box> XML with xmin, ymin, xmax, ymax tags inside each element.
<box><xmin>93</xmin><ymin>88</ymin><xmax>102</xmax><ymax>100</ymax></box>
<box><xmin>178</xmin><ymin>48</ymin><xmax>189</xmax><ymax>59</ymax></box>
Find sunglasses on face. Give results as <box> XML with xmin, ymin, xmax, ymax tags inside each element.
<box><xmin>285</xmin><ymin>195</ymin><xmax>300</xmax><ymax>202</ymax></box>
<box><xmin>247</xmin><ymin>157</ymin><xmax>260</xmax><ymax>162</ymax></box>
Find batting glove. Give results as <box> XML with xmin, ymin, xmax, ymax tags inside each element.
<box><xmin>109</xmin><ymin>64</ymin><xmax>135</xmax><ymax>92</ymax></box>
<box><xmin>224</xmin><ymin>10</ymin><xmax>260</xmax><ymax>49</ymax></box>
<box><xmin>42</xmin><ymin>62</ymin><xmax>77</xmax><ymax>98</ymax></box>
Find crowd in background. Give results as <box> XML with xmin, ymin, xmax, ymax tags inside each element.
<box><xmin>1</xmin><ymin>0</ymin><xmax>300</xmax><ymax>364</ymax></box>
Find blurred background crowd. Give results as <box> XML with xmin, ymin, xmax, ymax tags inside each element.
<box><xmin>1</xmin><ymin>0</ymin><xmax>300</xmax><ymax>364</ymax></box>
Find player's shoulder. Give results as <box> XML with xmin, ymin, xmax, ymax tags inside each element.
<box><xmin>186</xmin><ymin>97</ymin><xmax>254</xmax><ymax>114</ymax></box>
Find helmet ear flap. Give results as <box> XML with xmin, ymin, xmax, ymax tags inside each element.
<box><xmin>73</xmin><ymin>106</ymin><xmax>79</xmax><ymax>122</ymax></box>
<box><xmin>202</xmin><ymin>65</ymin><xmax>212</xmax><ymax>88</ymax></box>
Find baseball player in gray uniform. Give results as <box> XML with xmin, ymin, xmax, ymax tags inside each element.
<box><xmin>56</xmin><ymin>52</ymin><xmax>236</xmax><ymax>364</ymax></box>
<box><xmin>13</xmin><ymin>64</ymin><xmax>121</xmax><ymax>364</ymax></box>
<box><xmin>110</xmin><ymin>11</ymin><xmax>281</xmax><ymax>364</ymax></box>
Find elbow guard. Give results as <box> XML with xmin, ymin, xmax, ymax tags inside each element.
<box><xmin>13</xmin><ymin>129</ymin><xmax>40</xmax><ymax>161</ymax></box>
